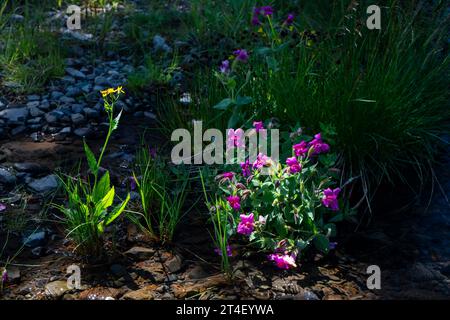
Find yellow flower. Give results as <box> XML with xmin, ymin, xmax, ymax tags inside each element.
<box><xmin>100</xmin><ymin>86</ymin><xmax>125</xmax><ymax>97</ymax></box>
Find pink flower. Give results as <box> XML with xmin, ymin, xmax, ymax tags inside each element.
<box><xmin>258</xmin><ymin>215</ymin><xmax>267</xmax><ymax>225</ymax></box>
<box><xmin>309</xmin><ymin>133</ymin><xmax>330</xmax><ymax>155</ymax></box>
<box><xmin>1</xmin><ymin>269</ymin><xmax>7</xmax><ymax>283</ymax></box>
<box><xmin>240</xmin><ymin>160</ymin><xmax>252</xmax><ymax>177</ymax></box>
<box><xmin>322</xmin><ymin>188</ymin><xmax>341</xmax><ymax>211</ymax></box>
<box><xmin>286</xmin><ymin>157</ymin><xmax>302</xmax><ymax>174</ymax></box>
<box><xmin>237</xmin><ymin>213</ymin><xmax>255</xmax><ymax>235</ymax></box>
<box><xmin>219</xmin><ymin>60</ymin><xmax>230</xmax><ymax>74</ymax></box>
<box><xmin>227</xmin><ymin>129</ymin><xmax>245</xmax><ymax>149</ymax></box>
<box><xmin>253</xmin><ymin>121</ymin><xmax>264</xmax><ymax>132</ymax></box>
<box><xmin>253</xmin><ymin>153</ymin><xmax>269</xmax><ymax>170</ymax></box>
<box><xmin>268</xmin><ymin>253</ymin><xmax>297</xmax><ymax>270</ymax></box>
<box><xmin>0</xmin><ymin>203</ymin><xmax>6</xmax><ymax>212</ymax></box>
<box><xmin>285</xmin><ymin>13</ymin><xmax>295</xmax><ymax>25</ymax></box>
<box><xmin>293</xmin><ymin>141</ymin><xmax>309</xmax><ymax>157</ymax></box>
<box><xmin>227</xmin><ymin>196</ymin><xmax>241</xmax><ymax>211</ymax></box>
<box><xmin>223</xmin><ymin>172</ymin><xmax>235</xmax><ymax>180</ymax></box>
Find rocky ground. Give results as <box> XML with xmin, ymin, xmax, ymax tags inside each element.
<box><xmin>0</xmin><ymin>3</ymin><xmax>449</xmax><ymax>300</ymax></box>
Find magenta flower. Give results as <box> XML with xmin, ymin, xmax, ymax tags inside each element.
<box><xmin>309</xmin><ymin>133</ymin><xmax>330</xmax><ymax>155</ymax></box>
<box><xmin>227</xmin><ymin>195</ymin><xmax>241</xmax><ymax>211</ymax></box>
<box><xmin>129</xmin><ymin>176</ymin><xmax>137</xmax><ymax>191</ymax></box>
<box><xmin>0</xmin><ymin>203</ymin><xmax>6</xmax><ymax>212</ymax></box>
<box><xmin>251</xmin><ymin>14</ymin><xmax>261</xmax><ymax>26</ymax></box>
<box><xmin>227</xmin><ymin>128</ymin><xmax>245</xmax><ymax>149</ymax></box>
<box><xmin>234</xmin><ymin>49</ymin><xmax>249</xmax><ymax>62</ymax></box>
<box><xmin>293</xmin><ymin>141</ymin><xmax>309</xmax><ymax>157</ymax></box>
<box><xmin>221</xmin><ymin>172</ymin><xmax>235</xmax><ymax>180</ymax></box>
<box><xmin>286</xmin><ymin>157</ymin><xmax>302</xmax><ymax>174</ymax></box>
<box><xmin>253</xmin><ymin>121</ymin><xmax>264</xmax><ymax>132</ymax></box>
<box><xmin>240</xmin><ymin>159</ymin><xmax>252</xmax><ymax>177</ymax></box>
<box><xmin>285</xmin><ymin>13</ymin><xmax>295</xmax><ymax>25</ymax></box>
<box><xmin>215</xmin><ymin>245</ymin><xmax>233</xmax><ymax>257</ymax></box>
<box><xmin>1</xmin><ymin>269</ymin><xmax>7</xmax><ymax>283</ymax></box>
<box><xmin>268</xmin><ymin>253</ymin><xmax>297</xmax><ymax>270</ymax></box>
<box><xmin>253</xmin><ymin>153</ymin><xmax>270</xmax><ymax>170</ymax></box>
<box><xmin>219</xmin><ymin>60</ymin><xmax>230</xmax><ymax>74</ymax></box>
<box><xmin>322</xmin><ymin>188</ymin><xmax>341</xmax><ymax>211</ymax></box>
<box><xmin>260</xmin><ymin>6</ymin><xmax>274</xmax><ymax>16</ymax></box>
<box><xmin>237</xmin><ymin>213</ymin><xmax>255</xmax><ymax>235</ymax></box>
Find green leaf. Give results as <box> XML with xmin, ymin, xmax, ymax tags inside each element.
<box><xmin>105</xmin><ymin>193</ymin><xmax>130</xmax><ymax>226</ymax></box>
<box><xmin>213</xmin><ymin>98</ymin><xmax>233</xmax><ymax>110</ymax></box>
<box><xmin>235</xmin><ymin>96</ymin><xmax>253</xmax><ymax>106</ymax></box>
<box><xmin>83</xmin><ymin>140</ymin><xmax>98</xmax><ymax>176</ymax></box>
<box><xmin>111</xmin><ymin>109</ymin><xmax>123</xmax><ymax>131</ymax></box>
<box><xmin>92</xmin><ymin>171</ymin><xmax>111</xmax><ymax>203</ymax></box>
<box><xmin>99</xmin><ymin>186</ymin><xmax>115</xmax><ymax>211</ymax></box>
<box><xmin>313</xmin><ymin>234</ymin><xmax>330</xmax><ymax>254</ymax></box>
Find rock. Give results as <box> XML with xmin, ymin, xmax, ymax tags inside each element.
<box><xmin>84</xmin><ymin>108</ymin><xmax>99</xmax><ymax>119</ymax></box>
<box><xmin>27</xmin><ymin>174</ymin><xmax>59</xmax><ymax>194</ymax></box>
<box><xmin>39</xmin><ymin>99</ymin><xmax>50</xmax><ymax>111</ymax></box>
<box><xmin>407</xmin><ymin>263</ymin><xmax>445</xmax><ymax>282</ymax></box>
<box><xmin>171</xmin><ymin>275</ymin><xmax>228</xmax><ymax>299</ymax></box>
<box><xmin>74</xmin><ymin>127</ymin><xmax>92</xmax><ymax>138</ymax></box>
<box><xmin>5</xmin><ymin>266</ymin><xmax>21</xmax><ymax>283</ymax></box>
<box><xmin>29</xmin><ymin>106</ymin><xmax>44</xmax><ymax>117</ymax></box>
<box><xmin>65</xmin><ymin>67</ymin><xmax>86</xmax><ymax>79</ymax></box>
<box><xmin>0</xmin><ymin>167</ymin><xmax>16</xmax><ymax>186</ymax></box>
<box><xmin>79</xmin><ymin>287</ymin><xmax>122</xmax><ymax>300</ymax></box>
<box><xmin>45</xmin><ymin>280</ymin><xmax>69</xmax><ymax>299</ymax></box>
<box><xmin>0</xmin><ymin>107</ymin><xmax>29</xmax><ymax>124</ymax></box>
<box><xmin>45</xmin><ymin>111</ymin><xmax>65</xmax><ymax>124</ymax></box>
<box><xmin>441</xmin><ymin>265</ymin><xmax>450</xmax><ymax>278</ymax></box>
<box><xmin>71</xmin><ymin>113</ymin><xmax>86</xmax><ymax>125</ymax></box>
<box><xmin>30</xmin><ymin>132</ymin><xmax>45</xmax><ymax>142</ymax></box>
<box><xmin>27</xmin><ymin>94</ymin><xmax>40</xmax><ymax>101</ymax></box>
<box><xmin>23</xmin><ymin>231</ymin><xmax>47</xmax><ymax>247</ymax></box>
<box><xmin>59</xmin><ymin>96</ymin><xmax>76</xmax><ymax>104</ymax></box>
<box><xmin>65</xmin><ymin>86</ymin><xmax>82</xmax><ymax>97</ymax></box>
<box><xmin>185</xmin><ymin>266</ymin><xmax>209</xmax><ymax>280</ymax></box>
<box><xmin>27</xmin><ymin>101</ymin><xmax>40</xmax><ymax>109</ymax></box>
<box><xmin>94</xmin><ymin>76</ymin><xmax>111</xmax><ymax>87</ymax></box>
<box><xmin>153</xmin><ymin>35</ymin><xmax>172</xmax><ymax>53</ymax></box>
<box><xmin>122</xmin><ymin>285</ymin><xmax>158</xmax><ymax>300</ymax></box>
<box><xmin>51</xmin><ymin>91</ymin><xmax>64</xmax><ymax>100</ymax></box>
<box><xmin>110</xmin><ymin>264</ymin><xmax>128</xmax><ymax>277</ymax></box>
<box><xmin>11</xmin><ymin>125</ymin><xmax>27</xmax><ymax>135</ymax></box>
<box><xmin>13</xmin><ymin>162</ymin><xmax>47</xmax><ymax>174</ymax></box>
<box><xmin>165</xmin><ymin>254</ymin><xmax>183</xmax><ymax>273</ymax></box>
<box><xmin>144</xmin><ymin>112</ymin><xmax>157</xmax><ymax>120</ymax></box>
<box><xmin>125</xmin><ymin>247</ymin><xmax>156</xmax><ymax>261</ymax></box>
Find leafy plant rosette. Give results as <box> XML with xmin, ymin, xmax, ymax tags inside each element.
<box><xmin>215</xmin><ymin>128</ymin><xmax>349</xmax><ymax>270</ymax></box>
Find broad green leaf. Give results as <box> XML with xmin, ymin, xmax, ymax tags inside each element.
<box><xmin>92</xmin><ymin>171</ymin><xmax>111</xmax><ymax>202</ymax></box>
<box><xmin>112</xmin><ymin>109</ymin><xmax>123</xmax><ymax>131</ymax></box>
<box><xmin>105</xmin><ymin>193</ymin><xmax>130</xmax><ymax>226</ymax></box>
<box><xmin>100</xmin><ymin>186</ymin><xmax>115</xmax><ymax>209</ymax></box>
<box><xmin>235</xmin><ymin>96</ymin><xmax>253</xmax><ymax>106</ymax></box>
<box><xmin>83</xmin><ymin>140</ymin><xmax>98</xmax><ymax>176</ymax></box>
<box><xmin>213</xmin><ymin>98</ymin><xmax>233</xmax><ymax>110</ymax></box>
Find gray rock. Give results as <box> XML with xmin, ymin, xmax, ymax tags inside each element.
<box><xmin>27</xmin><ymin>174</ymin><xmax>59</xmax><ymax>194</ymax></box>
<box><xmin>0</xmin><ymin>167</ymin><xmax>16</xmax><ymax>186</ymax></box>
<box><xmin>153</xmin><ymin>35</ymin><xmax>172</xmax><ymax>53</ymax></box>
<box><xmin>13</xmin><ymin>162</ymin><xmax>47</xmax><ymax>174</ymax></box>
<box><xmin>71</xmin><ymin>104</ymin><xmax>85</xmax><ymax>114</ymax></box>
<box><xmin>125</xmin><ymin>247</ymin><xmax>156</xmax><ymax>261</ymax></box>
<box><xmin>11</xmin><ymin>125</ymin><xmax>27</xmax><ymax>135</ymax></box>
<box><xmin>0</xmin><ymin>107</ymin><xmax>29</xmax><ymax>124</ymax></box>
<box><xmin>27</xmin><ymin>101</ymin><xmax>40</xmax><ymax>109</ymax></box>
<box><xmin>23</xmin><ymin>231</ymin><xmax>47</xmax><ymax>247</ymax></box>
<box><xmin>81</xmin><ymin>83</ymin><xmax>92</xmax><ymax>93</ymax></box>
<box><xmin>51</xmin><ymin>91</ymin><xmax>64</xmax><ymax>100</ymax></box>
<box><xmin>65</xmin><ymin>67</ymin><xmax>86</xmax><ymax>79</ymax></box>
<box><xmin>94</xmin><ymin>76</ymin><xmax>111</xmax><ymax>87</ymax></box>
<box><xmin>27</xmin><ymin>117</ymin><xmax>42</xmax><ymax>124</ymax></box>
<box><xmin>66</xmin><ymin>86</ymin><xmax>82</xmax><ymax>97</ymax></box>
<box><xmin>71</xmin><ymin>113</ymin><xmax>85</xmax><ymax>125</ymax></box>
<box><xmin>5</xmin><ymin>266</ymin><xmax>21</xmax><ymax>283</ymax></box>
<box><xmin>59</xmin><ymin>96</ymin><xmax>76</xmax><ymax>104</ymax></box>
<box><xmin>61</xmin><ymin>76</ymin><xmax>76</xmax><ymax>84</ymax></box>
<box><xmin>30</xmin><ymin>132</ymin><xmax>45</xmax><ymax>142</ymax></box>
<box><xmin>29</xmin><ymin>106</ymin><xmax>44</xmax><ymax>117</ymax></box>
<box><xmin>39</xmin><ymin>99</ymin><xmax>50</xmax><ymax>111</ymax></box>
<box><xmin>45</xmin><ymin>281</ymin><xmax>69</xmax><ymax>299</ymax></box>
<box><xmin>74</xmin><ymin>127</ymin><xmax>92</xmax><ymax>137</ymax></box>
<box><xmin>84</xmin><ymin>108</ymin><xmax>99</xmax><ymax>119</ymax></box>
<box><xmin>27</xmin><ymin>94</ymin><xmax>40</xmax><ymax>101</ymax></box>
<box><xmin>45</xmin><ymin>111</ymin><xmax>65</xmax><ymax>124</ymax></box>
<box><xmin>165</xmin><ymin>254</ymin><xmax>183</xmax><ymax>273</ymax></box>
<box><xmin>144</xmin><ymin>112</ymin><xmax>157</xmax><ymax>120</ymax></box>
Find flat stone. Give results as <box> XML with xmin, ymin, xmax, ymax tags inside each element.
<box><xmin>27</xmin><ymin>174</ymin><xmax>59</xmax><ymax>194</ymax></box>
<box><xmin>0</xmin><ymin>167</ymin><xmax>16</xmax><ymax>186</ymax></box>
<box><xmin>122</xmin><ymin>285</ymin><xmax>158</xmax><ymax>300</ymax></box>
<box><xmin>83</xmin><ymin>108</ymin><xmax>99</xmax><ymax>119</ymax></box>
<box><xmin>27</xmin><ymin>101</ymin><xmax>40</xmax><ymax>108</ymax></box>
<box><xmin>23</xmin><ymin>231</ymin><xmax>47</xmax><ymax>247</ymax></box>
<box><xmin>74</xmin><ymin>127</ymin><xmax>92</xmax><ymax>137</ymax></box>
<box><xmin>45</xmin><ymin>281</ymin><xmax>69</xmax><ymax>299</ymax></box>
<box><xmin>165</xmin><ymin>254</ymin><xmax>183</xmax><ymax>273</ymax></box>
<box><xmin>125</xmin><ymin>247</ymin><xmax>156</xmax><ymax>261</ymax></box>
<box><xmin>65</xmin><ymin>67</ymin><xmax>86</xmax><ymax>79</ymax></box>
<box><xmin>11</xmin><ymin>125</ymin><xmax>26</xmax><ymax>135</ymax></box>
<box><xmin>27</xmin><ymin>95</ymin><xmax>40</xmax><ymax>101</ymax></box>
<box><xmin>45</xmin><ymin>111</ymin><xmax>65</xmax><ymax>124</ymax></box>
<box><xmin>71</xmin><ymin>113</ymin><xmax>86</xmax><ymax>125</ymax></box>
<box><xmin>0</xmin><ymin>107</ymin><xmax>29</xmax><ymax>124</ymax></box>
<box><xmin>13</xmin><ymin>162</ymin><xmax>47</xmax><ymax>174</ymax></box>
<box><xmin>29</xmin><ymin>106</ymin><xmax>44</xmax><ymax>117</ymax></box>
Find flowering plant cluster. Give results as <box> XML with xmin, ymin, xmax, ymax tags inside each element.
<box><xmin>215</xmin><ymin>124</ymin><xmax>344</xmax><ymax>270</ymax></box>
